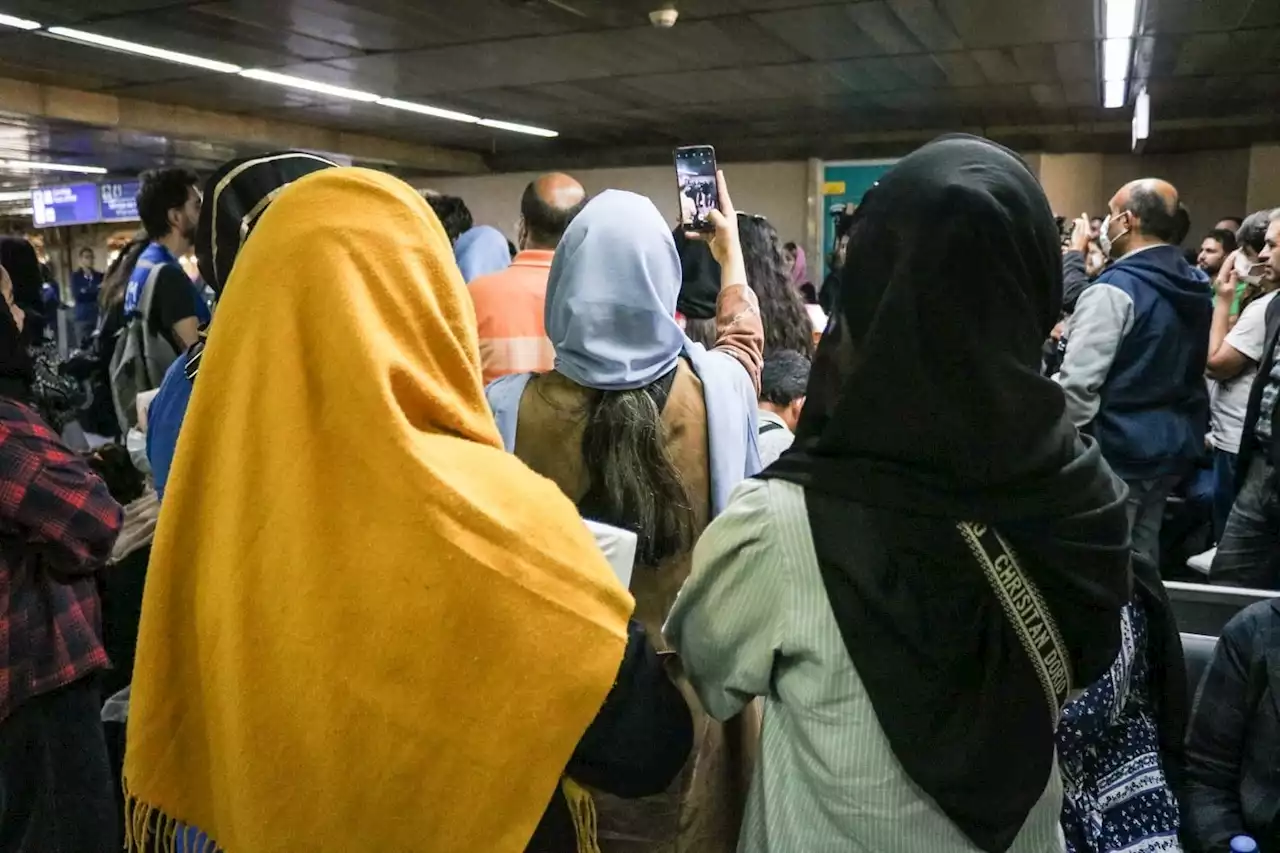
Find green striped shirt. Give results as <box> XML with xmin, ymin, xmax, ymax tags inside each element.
<box><xmin>665</xmin><ymin>478</ymin><xmax>1067</xmax><ymax>853</ymax></box>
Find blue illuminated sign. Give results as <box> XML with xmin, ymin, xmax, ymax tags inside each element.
<box><xmin>99</xmin><ymin>180</ymin><xmax>140</xmax><ymax>222</ymax></box>
<box><xmin>30</xmin><ymin>182</ymin><xmax>101</xmax><ymax>228</ymax></box>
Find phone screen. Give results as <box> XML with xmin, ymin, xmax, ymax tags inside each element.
<box><xmin>674</xmin><ymin>145</ymin><xmax>718</xmax><ymax>231</ymax></box>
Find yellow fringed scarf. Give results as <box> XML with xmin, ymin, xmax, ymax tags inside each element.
<box><xmin>123</xmin><ymin>168</ymin><xmax>633</xmax><ymax>852</ymax></box>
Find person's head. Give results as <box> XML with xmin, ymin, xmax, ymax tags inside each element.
<box><xmin>738</xmin><ymin>214</ymin><xmax>815</xmax><ymax>356</ymax></box>
<box><xmin>78</xmin><ymin>247</ymin><xmax>95</xmax><ymax>271</ymax></box>
<box><xmin>517</xmin><ymin>173</ymin><xmax>586</xmax><ymax>251</ymax></box>
<box><xmin>1235</xmin><ymin>210</ymin><xmax>1270</xmax><ymax>260</ymax></box>
<box><xmin>782</xmin><ymin>241</ymin><xmax>808</xmax><ymax>287</ymax></box>
<box><xmin>452</xmin><ymin>226</ymin><xmax>511</xmax><ymax>283</ymax></box>
<box><xmin>796</xmin><ymin>134</ymin><xmax>1066</xmax><ymax>484</ymax></box>
<box><xmin>1085</xmin><ymin>240</ymin><xmax>1107</xmax><ymax>277</ymax></box>
<box><xmin>195</xmin><ymin>151</ymin><xmax>339</xmax><ymax>299</ymax></box>
<box><xmin>546</xmin><ymin>190</ymin><xmax>696</xmax><ymax>566</ymax></box>
<box><xmin>137</xmin><ymin>167</ymin><xmax>201</xmax><ymax>251</ymax></box>
<box><xmin>425</xmin><ymin>195</ymin><xmax>472</xmax><ymax>245</ymax></box>
<box><xmin>1216</xmin><ymin>216</ymin><xmax>1243</xmax><ymax>232</ymax></box>
<box><xmin>0</xmin><ymin>237</ymin><xmax>45</xmax><ymax>342</ymax></box>
<box><xmin>0</xmin><ymin>262</ymin><xmax>32</xmax><ymax>399</ymax></box>
<box><xmin>759</xmin><ymin>349</ymin><xmax>810</xmax><ymax>431</ymax></box>
<box><xmin>1101</xmin><ymin>178</ymin><xmax>1180</xmax><ymax>258</ymax></box>
<box><xmin>1259</xmin><ymin>208</ymin><xmax>1280</xmax><ymax>284</ymax></box>
<box><xmin>1089</xmin><ymin>216</ymin><xmax>1102</xmax><ymax>239</ymax></box>
<box><xmin>673</xmin><ymin>227</ymin><xmax>719</xmax><ymax>347</ymax></box>
<box><xmin>1198</xmin><ymin>228</ymin><xmax>1238</xmax><ymax>276</ymax></box>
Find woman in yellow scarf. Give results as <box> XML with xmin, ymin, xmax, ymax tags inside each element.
<box><xmin>123</xmin><ymin>168</ymin><xmax>636</xmax><ymax>852</ymax></box>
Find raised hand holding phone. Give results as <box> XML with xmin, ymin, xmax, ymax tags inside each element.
<box><xmin>685</xmin><ymin>170</ymin><xmax>747</xmax><ymax>292</ymax></box>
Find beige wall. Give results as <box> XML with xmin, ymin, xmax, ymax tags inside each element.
<box><xmin>1247</xmin><ymin>144</ymin><xmax>1280</xmax><ymax>214</ymax></box>
<box><xmin>424</xmin><ymin>160</ymin><xmax>811</xmax><ymax>249</ymax></box>
<box><xmin>427</xmin><ymin>149</ymin><xmax>1267</xmax><ymax>264</ymax></box>
<box><xmin>1038</xmin><ymin>154</ymin><xmax>1105</xmax><ymax>220</ymax></box>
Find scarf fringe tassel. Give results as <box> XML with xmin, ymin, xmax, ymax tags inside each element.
<box><xmin>561</xmin><ymin>776</ymin><xmax>601</xmax><ymax>853</ymax></box>
<box><xmin>123</xmin><ymin>782</ymin><xmax>219</xmax><ymax>853</ymax></box>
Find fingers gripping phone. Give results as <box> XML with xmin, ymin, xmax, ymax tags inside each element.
<box><xmin>674</xmin><ymin>145</ymin><xmax>718</xmax><ymax>232</ymax></box>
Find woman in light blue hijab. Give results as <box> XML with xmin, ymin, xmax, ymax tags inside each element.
<box><xmin>454</xmin><ymin>225</ymin><xmax>511</xmax><ymax>283</ymax></box>
<box><xmin>484</xmin><ymin>179</ymin><xmax>763</xmax><ymax>852</ymax></box>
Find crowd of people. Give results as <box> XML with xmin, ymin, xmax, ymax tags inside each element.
<box><xmin>1</xmin><ymin>133</ymin><xmax>1280</xmax><ymax>853</ymax></box>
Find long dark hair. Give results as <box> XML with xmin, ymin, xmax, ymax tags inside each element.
<box><xmin>0</xmin><ymin>237</ymin><xmax>46</xmax><ymax>343</ymax></box>
<box><xmin>577</xmin><ymin>384</ymin><xmax>695</xmax><ymax>568</ymax></box>
<box><xmin>738</xmin><ymin>215</ymin><xmax>815</xmax><ymax>356</ymax></box>
<box><xmin>99</xmin><ymin>234</ymin><xmax>149</xmax><ymax>313</ymax></box>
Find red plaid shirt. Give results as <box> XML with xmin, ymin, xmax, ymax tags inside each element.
<box><xmin>0</xmin><ymin>398</ymin><xmax>122</xmax><ymax>723</ymax></box>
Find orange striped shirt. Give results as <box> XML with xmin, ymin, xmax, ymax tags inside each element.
<box><xmin>468</xmin><ymin>249</ymin><xmax>557</xmax><ymax>385</ymax></box>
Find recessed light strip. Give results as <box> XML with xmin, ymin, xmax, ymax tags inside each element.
<box><xmin>47</xmin><ymin>27</ymin><xmax>243</xmax><ymax>73</ymax></box>
<box><xmin>239</xmin><ymin>68</ymin><xmax>380</xmax><ymax>102</ymax></box>
<box><xmin>0</xmin><ymin>160</ymin><xmax>108</xmax><ymax>175</ymax></box>
<box><xmin>0</xmin><ymin>11</ymin><xmax>39</xmax><ymax>29</ymax></box>
<box><xmin>3</xmin><ymin>12</ymin><xmax>558</xmax><ymax>137</ymax></box>
<box><xmin>1101</xmin><ymin>0</ymin><xmax>1138</xmax><ymax>109</ymax></box>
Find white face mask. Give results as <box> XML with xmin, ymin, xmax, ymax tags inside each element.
<box><xmin>1234</xmin><ymin>251</ymin><xmax>1264</xmax><ymax>285</ymax></box>
<box><xmin>1098</xmin><ymin>213</ymin><xmax>1130</xmax><ymax>260</ymax></box>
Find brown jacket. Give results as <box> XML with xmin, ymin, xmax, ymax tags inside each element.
<box><xmin>512</xmin><ymin>284</ymin><xmax>762</xmax><ymax>853</ymax></box>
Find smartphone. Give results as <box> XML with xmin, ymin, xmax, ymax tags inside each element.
<box><xmin>674</xmin><ymin>145</ymin><xmax>718</xmax><ymax>232</ymax></box>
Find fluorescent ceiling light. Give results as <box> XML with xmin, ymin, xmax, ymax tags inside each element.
<box><xmin>1103</xmin><ymin>79</ymin><xmax>1127</xmax><ymax>109</ymax></box>
<box><xmin>0</xmin><ymin>160</ymin><xmax>108</xmax><ymax>174</ymax></box>
<box><xmin>1101</xmin><ymin>0</ymin><xmax>1138</xmax><ymax>109</ymax></box>
<box><xmin>0</xmin><ymin>12</ymin><xmax>40</xmax><ymax>29</ymax></box>
<box><xmin>377</xmin><ymin>97</ymin><xmax>479</xmax><ymax>124</ymax></box>
<box><xmin>477</xmin><ymin>118</ymin><xmax>559</xmax><ymax>138</ymax></box>
<box><xmin>239</xmin><ymin>69</ymin><xmax>380</xmax><ymax>102</ymax></box>
<box><xmin>47</xmin><ymin>27</ymin><xmax>242</xmax><ymax>73</ymax></box>
<box><xmin>0</xmin><ymin>190</ymin><xmax>30</xmax><ymax>202</ymax></box>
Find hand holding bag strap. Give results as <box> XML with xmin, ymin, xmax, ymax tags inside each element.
<box><xmin>957</xmin><ymin>521</ymin><xmax>1073</xmax><ymax>722</ymax></box>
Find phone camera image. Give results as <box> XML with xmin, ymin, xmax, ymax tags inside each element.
<box><xmin>675</xmin><ymin>146</ymin><xmax>717</xmax><ymax>231</ymax></box>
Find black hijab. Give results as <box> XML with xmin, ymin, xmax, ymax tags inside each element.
<box><xmin>0</xmin><ymin>278</ymin><xmax>32</xmax><ymax>402</ymax></box>
<box><xmin>672</xmin><ymin>228</ymin><xmax>719</xmax><ymax>321</ymax></box>
<box><xmin>195</xmin><ymin>150</ymin><xmax>339</xmax><ymax>298</ymax></box>
<box><xmin>761</xmin><ymin>135</ymin><xmax>1132</xmax><ymax>852</ymax></box>
<box><xmin>0</xmin><ymin>237</ymin><xmax>47</xmax><ymax>343</ymax></box>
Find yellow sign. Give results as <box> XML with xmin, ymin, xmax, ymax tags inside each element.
<box><xmin>822</xmin><ymin>181</ymin><xmax>846</xmax><ymax>195</ymax></box>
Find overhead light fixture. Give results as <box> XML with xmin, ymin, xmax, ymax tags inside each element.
<box><xmin>47</xmin><ymin>27</ymin><xmax>242</xmax><ymax>73</ymax></box>
<box><xmin>0</xmin><ymin>160</ymin><xmax>108</xmax><ymax>175</ymax></box>
<box><xmin>477</xmin><ymin>118</ymin><xmax>559</xmax><ymax>138</ymax></box>
<box><xmin>377</xmin><ymin>97</ymin><xmax>479</xmax><ymax>124</ymax></box>
<box><xmin>239</xmin><ymin>69</ymin><xmax>380</xmax><ymax>102</ymax></box>
<box><xmin>11</xmin><ymin>15</ymin><xmax>559</xmax><ymax>137</ymax></box>
<box><xmin>0</xmin><ymin>12</ymin><xmax>40</xmax><ymax>29</ymax></box>
<box><xmin>1131</xmin><ymin>86</ymin><xmax>1150</xmax><ymax>152</ymax></box>
<box><xmin>0</xmin><ymin>190</ymin><xmax>30</xmax><ymax>202</ymax></box>
<box><xmin>1101</xmin><ymin>0</ymin><xmax>1138</xmax><ymax>108</ymax></box>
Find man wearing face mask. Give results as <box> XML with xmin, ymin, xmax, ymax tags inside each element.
<box><xmin>1057</xmin><ymin>179</ymin><xmax>1212</xmax><ymax>566</ymax></box>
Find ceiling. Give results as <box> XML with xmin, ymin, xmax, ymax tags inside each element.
<box><xmin>0</xmin><ymin>0</ymin><xmax>1275</xmax><ymax>181</ymax></box>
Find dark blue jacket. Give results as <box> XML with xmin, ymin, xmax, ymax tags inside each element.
<box><xmin>1088</xmin><ymin>245</ymin><xmax>1211</xmax><ymax>480</ymax></box>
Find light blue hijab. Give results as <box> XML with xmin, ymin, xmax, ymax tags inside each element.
<box><xmin>486</xmin><ymin>189</ymin><xmax>760</xmax><ymax>517</ymax></box>
<box><xmin>454</xmin><ymin>225</ymin><xmax>511</xmax><ymax>282</ymax></box>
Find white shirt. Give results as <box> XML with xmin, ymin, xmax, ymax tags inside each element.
<box><xmin>756</xmin><ymin>409</ymin><xmax>795</xmax><ymax>468</ymax></box>
<box><xmin>1211</xmin><ymin>291</ymin><xmax>1278</xmax><ymax>454</ymax></box>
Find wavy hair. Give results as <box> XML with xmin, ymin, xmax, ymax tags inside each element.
<box><xmin>577</xmin><ymin>384</ymin><xmax>696</xmax><ymax>568</ymax></box>
<box><xmin>738</xmin><ymin>214</ymin><xmax>815</xmax><ymax>356</ymax></box>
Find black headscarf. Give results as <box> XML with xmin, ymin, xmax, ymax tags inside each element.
<box><xmin>0</xmin><ymin>237</ymin><xmax>47</xmax><ymax>343</ymax></box>
<box><xmin>761</xmin><ymin>135</ymin><xmax>1132</xmax><ymax>852</ymax></box>
<box><xmin>0</xmin><ymin>276</ymin><xmax>32</xmax><ymax>403</ymax></box>
<box><xmin>672</xmin><ymin>228</ymin><xmax>719</xmax><ymax>321</ymax></box>
<box><xmin>195</xmin><ymin>150</ymin><xmax>339</xmax><ymax>298</ymax></box>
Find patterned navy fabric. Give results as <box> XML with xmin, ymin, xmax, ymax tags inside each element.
<box><xmin>0</xmin><ymin>398</ymin><xmax>121</xmax><ymax>724</ymax></box>
<box><xmin>1057</xmin><ymin>601</ymin><xmax>1183</xmax><ymax>852</ymax></box>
